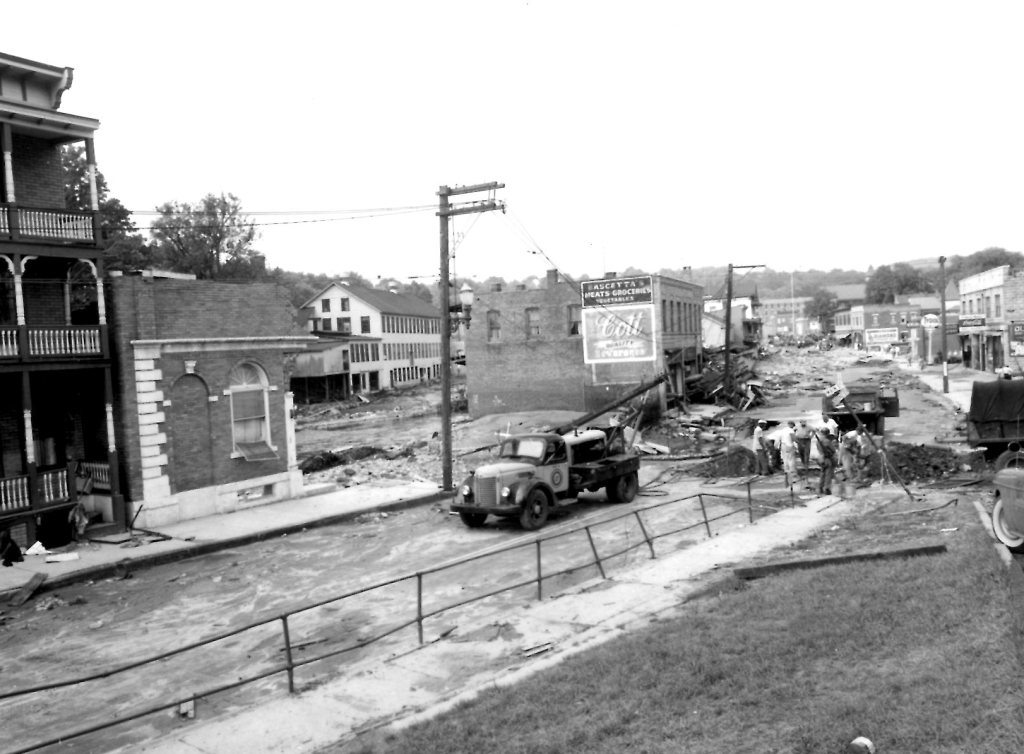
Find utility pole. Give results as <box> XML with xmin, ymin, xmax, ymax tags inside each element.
<box><xmin>722</xmin><ymin>263</ymin><xmax>764</xmax><ymax>400</ymax></box>
<box><xmin>438</xmin><ymin>182</ymin><xmax>505</xmax><ymax>490</ymax></box>
<box><xmin>939</xmin><ymin>255</ymin><xmax>949</xmax><ymax>393</ymax></box>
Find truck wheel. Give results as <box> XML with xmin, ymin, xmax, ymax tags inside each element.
<box><xmin>458</xmin><ymin>510</ymin><xmax>488</xmax><ymax>528</ymax></box>
<box><xmin>519</xmin><ymin>489</ymin><xmax>550</xmax><ymax>530</ymax></box>
<box><xmin>607</xmin><ymin>471</ymin><xmax>639</xmax><ymax>503</ymax></box>
<box><xmin>992</xmin><ymin>495</ymin><xmax>1024</xmax><ymax>552</ymax></box>
<box><xmin>995</xmin><ymin>450</ymin><xmax>1024</xmax><ymax>470</ymax></box>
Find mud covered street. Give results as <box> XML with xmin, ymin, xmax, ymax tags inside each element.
<box><xmin>0</xmin><ymin>346</ymin><xmax>982</xmax><ymax>752</ymax></box>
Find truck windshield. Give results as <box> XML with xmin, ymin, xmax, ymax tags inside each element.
<box><xmin>499</xmin><ymin>438</ymin><xmax>547</xmax><ymax>461</ymax></box>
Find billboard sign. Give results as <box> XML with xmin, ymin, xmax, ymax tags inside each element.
<box><xmin>1011</xmin><ymin>323</ymin><xmax>1024</xmax><ymax>357</ymax></box>
<box><xmin>864</xmin><ymin>327</ymin><xmax>899</xmax><ymax>346</ymax></box>
<box><xmin>582</xmin><ymin>305</ymin><xmax>656</xmax><ymax>363</ymax></box>
<box><xmin>581</xmin><ymin>276</ymin><xmax>653</xmax><ymax>308</ymax></box>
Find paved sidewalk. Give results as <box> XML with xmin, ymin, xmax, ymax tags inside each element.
<box><xmin>0</xmin><ymin>480</ymin><xmax>443</xmax><ymax>599</ymax></box>
<box><xmin>904</xmin><ymin>360</ymin><xmax>996</xmax><ymax>413</ymax></box>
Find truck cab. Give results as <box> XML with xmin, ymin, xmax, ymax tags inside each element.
<box><xmin>451</xmin><ymin>427</ymin><xmax>640</xmax><ymax>530</ymax></box>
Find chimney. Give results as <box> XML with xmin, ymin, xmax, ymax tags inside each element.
<box><xmin>604</xmin><ymin>272</ymin><xmax>616</xmax><ymax>279</ymax></box>
<box><xmin>546</xmin><ymin>269</ymin><xmax>558</xmax><ymax>288</ymax></box>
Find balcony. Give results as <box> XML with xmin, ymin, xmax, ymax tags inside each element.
<box><xmin>0</xmin><ymin>325</ymin><xmax>105</xmax><ymax>360</ymax></box>
<box><xmin>0</xmin><ymin>204</ymin><xmax>98</xmax><ymax>246</ymax></box>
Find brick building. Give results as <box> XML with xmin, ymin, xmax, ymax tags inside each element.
<box><xmin>107</xmin><ymin>272</ymin><xmax>313</xmax><ymax>528</ymax></box>
<box><xmin>466</xmin><ymin>270</ymin><xmax>703</xmax><ymax>417</ymax></box>
<box><xmin>300</xmin><ymin>281</ymin><xmax>441</xmax><ymax>392</ymax></box>
<box><xmin>0</xmin><ymin>52</ymin><xmax>125</xmax><ymax>546</ymax></box>
<box><xmin>759</xmin><ymin>296</ymin><xmax>814</xmax><ymax>339</ymax></box>
<box><xmin>953</xmin><ymin>265</ymin><xmax>1024</xmax><ymax>372</ymax></box>
<box><xmin>832</xmin><ymin>303</ymin><xmax>923</xmax><ymax>354</ymax></box>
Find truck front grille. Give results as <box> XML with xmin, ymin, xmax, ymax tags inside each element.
<box><xmin>474</xmin><ymin>477</ymin><xmax>499</xmax><ymax>507</ymax></box>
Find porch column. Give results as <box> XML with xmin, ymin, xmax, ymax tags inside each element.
<box><xmin>1</xmin><ymin>123</ymin><xmax>14</xmax><ymax>203</ymax></box>
<box><xmin>103</xmin><ymin>367</ymin><xmax>125</xmax><ymax>528</ymax></box>
<box><xmin>21</xmin><ymin>371</ymin><xmax>37</xmax><ymax>516</ymax></box>
<box><xmin>84</xmin><ymin>138</ymin><xmax>99</xmax><ymax>211</ymax></box>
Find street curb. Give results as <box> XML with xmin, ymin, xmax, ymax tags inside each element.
<box><xmin>3</xmin><ymin>490</ymin><xmax>453</xmax><ymax>597</ymax></box>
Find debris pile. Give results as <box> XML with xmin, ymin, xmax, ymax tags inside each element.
<box><xmin>881</xmin><ymin>443</ymin><xmax>987</xmax><ymax>482</ymax></box>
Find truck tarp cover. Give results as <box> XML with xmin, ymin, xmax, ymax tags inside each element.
<box><xmin>969</xmin><ymin>381</ymin><xmax>1024</xmax><ymax>422</ymax></box>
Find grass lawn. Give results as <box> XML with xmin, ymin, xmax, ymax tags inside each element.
<box><xmin>335</xmin><ymin>496</ymin><xmax>1024</xmax><ymax>754</ymax></box>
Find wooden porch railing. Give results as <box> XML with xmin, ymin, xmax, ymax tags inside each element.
<box><xmin>0</xmin><ymin>475</ymin><xmax>30</xmax><ymax>513</ymax></box>
<box><xmin>0</xmin><ymin>326</ymin><xmax>17</xmax><ymax>357</ymax></box>
<box><xmin>0</xmin><ymin>468</ymin><xmax>74</xmax><ymax>514</ymax></box>
<box><xmin>39</xmin><ymin>468</ymin><xmax>70</xmax><ymax>504</ymax></box>
<box><xmin>77</xmin><ymin>461</ymin><xmax>111</xmax><ymax>491</ymax></box>
<box><xmin>0</xmin><ymin>205</ymin><xmax>96</xmax><ymax>244</ymax></box>
<box><xmin>28</xmin><ymin>326</ymin><xmax>102</xmax><ymax>357</ymax></box>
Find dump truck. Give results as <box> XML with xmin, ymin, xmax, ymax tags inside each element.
<box><xmin>822</xmin><ymin>380</ymin><xmax>900</xmax><ymax>435</ymax></box>
<box><xmin>450</xmin><ymin>426</ymin><xmax>641</xmax><ymax>530</ymax></box>
<box><xmin>966</xmin><ymin>379</ymin><xmax>1024</xmax><ymax>468</ymax></box>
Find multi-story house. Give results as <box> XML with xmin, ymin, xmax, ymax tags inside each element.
<box><xmin>466</xmin><ymin>270</ymin><xmax>703</xmax><ymax>416</ymax></box>
<box><xmin>300</xmin><ymin>281</ymin><xmax>442</xmax><ymax>393</ymax></box>
<box><xmin>0</xmin><ymin>52</ymin><xmax>126</xmax><ymax>546</ymax></box>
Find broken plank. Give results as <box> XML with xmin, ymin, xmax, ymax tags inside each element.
<box><xmin>733</xmin><ymin>543</ymin><xmax>947</xmax><ymax>581</ymax></box>
<box><xmin>8</xmin><ymin>572</ymin><xmax>47</xmax><ymax>607</ymax></box>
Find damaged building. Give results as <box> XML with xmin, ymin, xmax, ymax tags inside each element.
<box><xmin>465</xmin><ymin>269</ymin><xmax>703</xmax><ymax>416</ymax></box>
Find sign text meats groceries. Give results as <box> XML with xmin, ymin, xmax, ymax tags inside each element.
<box><xmin>580</xmin><ymin>276</ymin><xmax>656</xmax><ymax>363</ymax></box>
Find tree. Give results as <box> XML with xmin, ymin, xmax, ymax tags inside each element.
<box><xmin>150</xmin><ymin>193</ymin><xmax>261</xmax><ymax>280</ymax></box>
<box><xmin>864</xmin><ymin>263</ymin><xmax>932</xmax><ymax>304</ymax></box>
<box><xmin>946</xmin><ymin>247</ymin><xmax>1024</xmax><ymax>282</ymax></box>
<box><xmin>62</xmin><ymin>144</ymin><xmax>154</xmax><ymax>272</ymax></box>
<box><xmin>806</xmin><ymin>288</ymin><xmax>838</xmax><ymax>331</ymax></box>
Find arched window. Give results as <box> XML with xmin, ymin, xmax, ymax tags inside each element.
<box><xmin>228</xmin><ymin>362</ymin><xmax>276</xmax><ymax>461</ymax></box>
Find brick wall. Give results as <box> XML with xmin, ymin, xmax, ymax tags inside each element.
<box><xmin>11</xmin><ymin>135</ymin><xmax>64</xmax><ymax>207</ymax></box>
<box><xmin>106</xmin><ymin>275</ymin><xmax>299</xmax><ymax>503</ymax></box>
<box><xmin>467</xmin><ymin>279</ymin><xmax>588</xmax><ymax>416</ymax></box>
<box><xmin>466</xmin><ymin>272</ymin><xmax>704</xmax><ymax>417</ymax></box>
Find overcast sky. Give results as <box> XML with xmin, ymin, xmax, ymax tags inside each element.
<box><xmin>8</xmin><ymin>1</ymin><xmax>1024</xmax><ymax>284</ymax></box>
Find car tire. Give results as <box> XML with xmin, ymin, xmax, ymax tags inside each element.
<box><xmin>458</xmin><ymin>510</ymin><xmax>488</xmax><ymax>528</ymax></box>
<box><xmin>606</xmin><ymin>471</ymin><xmax>639</xmax><ymax>503</ymax></box>
<box><xmin>992</xmin><ymin>495</ymin><xmax>1024</xmax><ymax>552</ymax></box>
<box><xmin>519</xmin><ymin>489</ymin><xmax>550</xmax><ymax>530</ymax></box>
<box><xmin>995</xmin><ymin>450</ymin><xmax>1024</xmax><ymax>471</ymax></box>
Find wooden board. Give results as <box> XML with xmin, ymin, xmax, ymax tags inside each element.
<box><xmin>733</xmin><ymin>543</ymin><xmax>947</xmax><ymax>581</ymax></box>
<box><xmin>8</xmin><ymin>572</ymin><xmax>47</xmax><ymax>607</ymax></box>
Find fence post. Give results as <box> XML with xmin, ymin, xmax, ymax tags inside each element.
<box><xmin>416</xmin><ymin>573</ymin><xmax>424</xmax><ymax>644</ymax></box>
<box><xmin>536</xmin><ymin>540</ymin><xmax>543</xmax><ymax>600</ymax></box>
<box><xmin>697</xmin><ymin>493</ymin><xmax>713</xmax><ymax>539</ymax></box>
<box><xmin>747</xmin><ymin>479</ymin><xmax>754</xmax><ymax>523</ymax></box>
<box><xmin>634</xmin><ymin>510</ymin><xmax>656</xmax><ymax>558</ymax></box>
<box><xmin>280</xmin><ymin>615</ymin><xmax>295</xmax><ymax>694</ymax></box>
<box><xmin>584</xmin><ymin>526</ymin><xmax>606</xmax><ymax>579</ymax></box>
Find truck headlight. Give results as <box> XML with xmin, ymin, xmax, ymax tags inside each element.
<box><xmin>500</xmin><ymin>485</ymin><xmax>511</xmax><ymax>499</ymax></box>
<box><xmin>460</xmin><ymin>484</ymin><xmax>472</xmax><ymax>497</ymax></box>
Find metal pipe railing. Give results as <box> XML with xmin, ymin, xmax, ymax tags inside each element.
<box><xmin>1</xmin><ymin>484</ymin><xmax>788</xmax><ymax>751</ymax></box>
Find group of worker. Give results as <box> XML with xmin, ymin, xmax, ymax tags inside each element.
<box><xmin>751</xmin><ymin>415</ymin><xmax>876</xmax><ymax>495</ymax></box>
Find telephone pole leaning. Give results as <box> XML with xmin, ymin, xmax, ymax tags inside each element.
<box><xmin>438</xmin><ymin>182</ymin><xmax>505</xmax><ymax>490</ymax></box>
